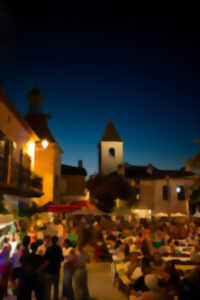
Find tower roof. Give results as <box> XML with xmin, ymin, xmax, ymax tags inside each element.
<box><xmin>101</xmin><ymin>121</ymin><xmax>123</xmax><ymax>142</ymax></box>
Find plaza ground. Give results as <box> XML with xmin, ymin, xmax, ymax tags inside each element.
<box><xmin>57</xmin><ymin>262</ymin><xmax>127</xmax><ymax>300</ymax></box>
<box><xmin>88</xmin><ymin>262</ymin><xmax>127</xmax><ymax>300</ymax></box>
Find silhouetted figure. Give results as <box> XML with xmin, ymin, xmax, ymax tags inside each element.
<box><xmin>44</xmin><ymin>236</ymin><xmax>64</xmax><ymax>300</ymax></box>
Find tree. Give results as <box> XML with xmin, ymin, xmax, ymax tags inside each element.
<box><xmin>185</xmin><ymin>138</ymin><xmax>200</xmax><ymax>213</ymax></box>
<box><xmin>86</xmin><ymin>173</ymin><xmax>138</xmax><ymax>213</ymax></box>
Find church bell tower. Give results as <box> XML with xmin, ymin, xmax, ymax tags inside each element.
<box><xmin>98</xmin><ymin>121</ymin><xmax>123</xmax><ymax>175</ymax></box>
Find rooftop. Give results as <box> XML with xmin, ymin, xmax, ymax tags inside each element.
<box><xmin>101</xmin><ymin>121</ymin><xmax>123</xmax><ymax>142</ymax></box>
<box><xmin>61</xmin><ymin>164</ymin><xmax>87</xmax><ymax>176</ymax></box>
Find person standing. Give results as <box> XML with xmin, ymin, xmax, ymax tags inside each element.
<box><xmin>73</xmin><ymin>242</ymin><xmax>90</xmax><ymax>300</ymax></box>
<box><xmin>0</xmin><ymin>237</ymin><xmax>11</xmax><ymax>299</ymax></box>
<box><xmin>62</xmin><ymin>239</ymin><xmax>75</xmax><ymax>300</ymax></box>
<box><xmin>43</xmin><ymin>236</ymin><xmax>64</xmax><ymax>300</ymax></box>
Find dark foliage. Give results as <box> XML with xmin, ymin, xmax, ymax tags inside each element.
<box><xmin>86</xmin><ymin>174</ymin><xmax>138</xmax><ymax>212</ymax></box>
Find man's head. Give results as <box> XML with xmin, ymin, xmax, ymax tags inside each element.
<box><xmin>31</xmin><ymin>242</ymin><xmax>38</xmax><ymax>254</ymax></box>
<box><xmin>52</xmin><ymin>236</ymin><xmax>59</xmax><ymax>245</ymax></box>
<box><xmin>23</xmin><ymin>235</ymin><xmax>30</xmax><ymax>248</ymax></box>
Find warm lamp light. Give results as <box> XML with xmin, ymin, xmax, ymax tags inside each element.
<box><xmin>41</xmin><ymin>139</ymin><xmax>48</xmax><ymax>149</ymax></box>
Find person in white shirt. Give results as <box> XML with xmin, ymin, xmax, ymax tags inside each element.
<box><xmin>11</xmin><ymin>243</ymin><xmax>21</xmax><ymax>268</ymax></box>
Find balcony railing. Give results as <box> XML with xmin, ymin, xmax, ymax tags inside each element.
<box><xmin>0</xmin><ymin>157</ymin><xmax>43</xmax><ymax>196</ymax></box>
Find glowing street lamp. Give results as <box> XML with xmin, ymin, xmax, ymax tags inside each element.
<box><xmin>41</xmin><ymin>139</ymin><xmax>48</xmax><ymax>149</ymax></box>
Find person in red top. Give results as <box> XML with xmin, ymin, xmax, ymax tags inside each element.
<box><xmin>28</xmin><ymin>226</ymin><xmax>37</xmax><ymax>244</ymax></box>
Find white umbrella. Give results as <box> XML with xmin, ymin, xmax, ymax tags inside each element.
<box><xmin>171</xmin><ymin>212</ymin><xmax>187</xmax><ymax>217</ymax></box>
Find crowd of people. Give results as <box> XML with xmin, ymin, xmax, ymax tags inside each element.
<box><xmin>0</xmin><ymin>217</ymin><xmax>94</xmax><ymax>300</ymax></box>
<box><xmin>102</xmin><ymin>217</ymin><xmax>200</xmax><ymax>299</ymax></box>
<box><xmin>0</xmin><ymin>214</ymin><xmax>200</xmax><ymax>300</ymax></box>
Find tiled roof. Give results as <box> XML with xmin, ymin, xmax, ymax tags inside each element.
<box><xmin>101</xmin><ymin>121</ymin><xmax>123</xmax><ymax>142</ymax></box>
<box><xmin>0</xmin><ymin>86</ymin><xmax>38</xmax><ymax>138</ymax></box>
<box><xmin>125</xmin><ymin>164</ymin><xmax>194</xmax><ymax>179</ymax></box>
<box><xmin>61</xmin><ymin>164</ymin><xmax>87</xmax><ymax>176</ymax></box>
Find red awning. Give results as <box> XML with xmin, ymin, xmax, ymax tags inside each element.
<box><xmin>46</xmin><ymin>201</ymin><xmax>95</xmax><ymax>213</ymax></box>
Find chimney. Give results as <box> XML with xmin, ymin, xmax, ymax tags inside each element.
<box><xmin>78</xmin><ymin>160</ymin><xmax>83</xmax><ymax>168</ymax></box>
<box><xmin>147</xmin><ymin>163</ymin><xmax>153</xmax><ymax>175</ymax></box>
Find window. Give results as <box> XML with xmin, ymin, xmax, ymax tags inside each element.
<box><xmin>176</xmin><ymin>185</ymin><xmax>185</xmax><ymax>200</ymax></box>
<box><xmin>109</xmin><ymin>148</ymin><xmax>115</xmax><ymax>157</ymax></box>
<box><xmin>162</xmin><ymin>185</ymin><xmax>169</xmax><ymax>200</ymax></box>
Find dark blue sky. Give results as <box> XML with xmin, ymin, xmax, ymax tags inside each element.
<box><xmin>1</xmin><ymin>2</ymin><xmax>200</xmax><ymax>175</ymax></box>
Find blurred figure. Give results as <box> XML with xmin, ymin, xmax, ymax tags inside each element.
<box><xmin>11</xmin><ymin>243</ymin><xmax>21</xmax><ymax>269</ymax></box>
<box><xmin>43</xmin><ymin>236</ymin><xmax>64</xmax><ymax>300</ymax></box>
<box><xmin>0</xmin><ymin>237</ymin><xmax>11</xmax><ymax>299</ymax></box>
<box><xmin>63</xmin><ymin>239</ymin><xmax>75</xmax><ymax>300</ymax></box>
<box><xmin>28</xmin><ymin>226</ymin><xmax>37</xmax><ymax>244</ymax></box>
<box><xmin>73</xmin><ymin>242</ymin><xmax>90</xmax><ymax>300</ymax></box>
<box><xmin>36</xmin><ymin>236</ymin><xmax>51</xmax><ymax>256</ymax></box>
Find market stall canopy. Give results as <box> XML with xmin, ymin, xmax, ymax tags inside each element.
<box><xmin>46</xmin><ymin>201</ymin><xmax>97</xmax><ymax>213</ymax></box>
<box><xmin>171</xmin><ymin>212</ymin><xmax>187</xmax><ymax>217</ymax></box>
<box><xmin>154</xmin><ymin>212</ymin><xmax>168</xmax><ymax>218</ymax></box>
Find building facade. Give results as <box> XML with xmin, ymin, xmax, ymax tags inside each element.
<box><xmin>0</xmin><ymin>86</ymin><xmax>43</xmax><ymax>213</ymax></box>
<box><xmin>24</xmin><ymin>87</ymin><xmax>63</xmax><ymax>206</ymax></box>
<box><xmin>60</xmin><ymin>160</ymin><xmax>88</xmax><ymax>203</ymax></box>
<box><xmin>98</xmin><ymin>121</ymin><xmax>194</xmax><ymax>215</ymax></box>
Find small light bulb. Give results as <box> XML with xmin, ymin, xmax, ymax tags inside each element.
<box><xmin>41</xmin><ymin>139</ymin><xmax>48</xmax><ymax>149</ymax></box>
<box><xmin>176</xmin><ymin>186</ymin><xmax>181</xmax><ymax>193</ymax></box>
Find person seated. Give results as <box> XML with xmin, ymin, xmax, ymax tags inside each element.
<box><xmin>179</xmin><ymin>267</ymin><xmax>200</xmax><ymax>299</ymax></box>
<box><xmin>137</xmin><ymin>274</ymin><xmax>168</xmax><ymax>300</ymax></box>
<box><xmin>129</xmin><ymin>261</ymin><xmax>157</xmax><ymax>297</ymax></box>
<box><xmin>164</xmin><ymin>261</ymin><xmax>180</xmax><ymax>297</ymax></box>
<box><xmin>113</xmin><ymin>240</ymin><xmax>123</xmax><ymax>253</ymax></box>
<box><xmin>158</xmin><ymin>240</ymin><xmax>170</xmax><ymax>256</ymax></box>
<box><xmin>106</xmin><ymin>234</ymin><xmax>116</xmax><ymax>242</ymax></box>
<box><xmin>126</xmin><ymin>254</ymin><xmax>142</xmax><ymax>283</ymax></box>
<box><xmin>150</xmin><ymin>252</ymin><xmax>168</xmax><ymax>280</ymax></box>
<box><xmin>152</xmin><ymin>229</ymin><xmax>164</xmax><ymax>249</ymax></box>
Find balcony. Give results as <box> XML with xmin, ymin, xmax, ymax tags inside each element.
<box><xmin>0</xmin><ymin>157</ymin><xmax>43</xmax><ymax>197</ymax></box>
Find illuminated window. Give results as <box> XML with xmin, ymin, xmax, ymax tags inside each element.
<box><xmin>109</xmin><ymin>148</ymin><xmax>115</xmax><ymax>157</ymax></box>
<box><xmin>177</xmin><ymin>185</ymin><xmax>185</xmax><ymax>200</ymax></box>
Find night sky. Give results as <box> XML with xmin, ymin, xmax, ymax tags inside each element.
<box><xmin>1</xmin><ymin>2</ymin><xmax>200</xmax><ymax>176</ymax></box>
